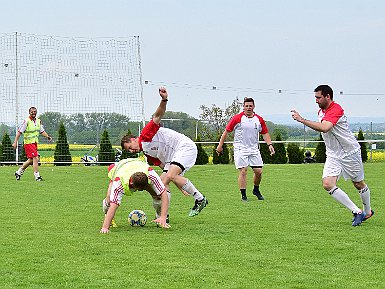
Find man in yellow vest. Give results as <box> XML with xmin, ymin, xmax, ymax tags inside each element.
<box><xmin>100</xmin><ymin>158</ymin><xmax>170</xmax><ymax>233</ymax></box>
<box><xmin>12</xmin><ymin>107</ymin><xmax>53</xmax><ymax>181</ymax></box>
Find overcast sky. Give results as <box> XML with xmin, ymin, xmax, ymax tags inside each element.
<box><xmin>2</xmin><ymin>0</ymin><xmax>385</xmax><ymax>123</ymax></box>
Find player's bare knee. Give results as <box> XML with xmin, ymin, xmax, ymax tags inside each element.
<box><xmin>322</xmin><ymin>180</ymin><xmax>334</xmax><ymax>191</ymax></box>
<box><xmin>353</xmin><ymin>180</ymin><xmax>365</xmax><ymax>190</ymax></box>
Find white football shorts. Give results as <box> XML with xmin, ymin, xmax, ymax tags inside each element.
<box><xmin>163</xmin><ymin>141</ymin><xmax>197</xmax><ymax>174</ymax></box>
<box><xmin>234</xmin><ymin>148</ymin><xmax>264</xmax><ymax>169</ymax></box>
<box><xmin>322</xmin><ymin>151</ymin><xmax>364</xmax><ymax>182</ymax></box>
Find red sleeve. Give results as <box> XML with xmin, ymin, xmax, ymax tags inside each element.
<box><xmin>322</xmin><ymin>102</ymin><xmax>344</xmax><ymax>125</ymax></box>
<box><xmin>226</xmin><ymin>113</ymin><xmax>243</xmax><ymax>132</ymax></box>
<box><xmin>140</xmin><ymin>120</ymin><xmax>160</xmax><ymax>142</ymax></box>
<box><xmin>256</xmin><ymin>114</ymin><xmax>268</xmax><ymax>134</ymax></box>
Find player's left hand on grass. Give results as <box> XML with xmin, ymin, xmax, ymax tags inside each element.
<box><xmin>152</xmin><ymin>218</ymin><xmax>171</xmax><ymax>229</ymax></box>
<box><xmin>100</xmin><ymin>227</ymin><xmax>110</xmax><ymax>234</ymax></box>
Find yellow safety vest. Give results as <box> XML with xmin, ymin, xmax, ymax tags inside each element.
<box><xmin>108</xmin><ymin>159</ymin><xmax>150</xmax><ymax>195</ymax></box>
<box><xmin>24</xmin><ymin>118</ymin><xmax>41</xmax><ymax>144</ymax></box>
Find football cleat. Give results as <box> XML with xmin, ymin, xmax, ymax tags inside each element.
<box><xmin>253</xmin><ymin>190</ymin><xmax>265</xmax><ymax>200</ymax></box>
<box><xmin>188</xmin><ymin>196</ymin><xmax>208</xmax><ymax>217</ymax></box>
<box><xmin>352</xmin><ymin>211</ymin><xmax>366</xmax><ymax>227</ymax></box>
<box><xmin>363</xmin><ymin>209</ymin><xmax>375</xmax><ymax>221</ymax></box>
<box><xmin>35</xmin><ymin>176</ymin><xmax>44</xmax><ymax>181</ymax></box>
<box><xmin>241</xmin><ymin>195</ymin><xmax>248</xmax><ymax>202</ymax></box>
<box><xmin>15</xmin><ymin>171</ymin><xmax>22</xmax><ymax>181</ymax></box>
<box><xmin>110</xmin><ymin>218</ymin><xmax>117</xmax><ymax>228</ymax></box>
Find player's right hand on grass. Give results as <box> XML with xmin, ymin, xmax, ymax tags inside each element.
<box><xmin>152</xmin><ymin>218</ymin><xmax>171</xmax><ymax>229</ymax></box>
<box><xmin>100</xmin><ymin>227</ymin><xmax>110</xmax><ymax>234</ymax></box>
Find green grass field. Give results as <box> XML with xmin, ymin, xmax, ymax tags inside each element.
<box><xmin>1</xmin><ymin>163</ymin><xmax>384</xmax><ymax>288</ymax></box>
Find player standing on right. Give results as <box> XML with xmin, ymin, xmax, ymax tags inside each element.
<box><xmin>121</xmin><ymin>87</ymin><xmax>208</xmax><ymax>217</ymax></box>
<box><xmin>291</xmin><ymin>84</ymin><xmax>374</xmax><ymax>226</ymax></box>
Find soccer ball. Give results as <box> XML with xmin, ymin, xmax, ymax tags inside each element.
<box><xmin>128</xmin><ymin>209</ymin><xmax>147</xmax><ymax>227</ymax></box>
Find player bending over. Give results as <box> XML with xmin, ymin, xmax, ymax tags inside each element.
<box><xmin>121</xmin><ymin>87</ymin><xmax>208</xmax><ymax>217</ymax></box>
<box><xmin>100</xmin><ymin>158</ymin><xmax>170</xmax><ymax>233</ymax></box>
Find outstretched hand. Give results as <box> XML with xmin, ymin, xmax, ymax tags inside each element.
<box><xmin>291</xmin><ymin>109</ymin><xmax>303</xmax><ymax>123</ymax></box>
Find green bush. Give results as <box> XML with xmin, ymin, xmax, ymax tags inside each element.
<box><xmin>259</xmin><ymin>135</ymin><xmax>272</xmax><ymax>164</ymax></box>
<box><xmin>271</xmin><ymin>133</ymin><xmax>287</xmax><ymax>164</ymax></box>
<box><xmin>357</xmin><ymin>129</ymin><xmax>368</xmax><ymax>162</ymax></box>
<box><xmin>98</xmin><ymin>129</ymin><xmax>115</xmax><ymax>165</ymax></box>
<box><xmin>287</xmin><ymin>143</ymin><xmax>304</xmax><ymax>164</ymax></box>
<box><xmin>195</xmin><ymin>137</ymin><xmax>209</xmax><ymax>165</ymax></box>
<box><xmin>1</xmin><ymin>133</ymin><xmax>15</xmax><ymax>163</ymax></box>
<box><xmin>54</xmin><ymin>122</ymin><xmax>72</xmax><ymax>166</ymax></box>
<box><xmin>213</xmin><ymin>139</ymin><xmax>230</xmax><ymax>164</ymax></box>
<box><xmin>314</xmin><ymin>134</ymin><xmax>326</xmax><ymax>163</ymax></box>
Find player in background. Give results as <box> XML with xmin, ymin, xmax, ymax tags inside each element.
<box><xmin>291</xmin><ymin>84</ymin><xmax>374</xmax><ymax>226</ymax></box>
<box><xmin>12</xmin><ymin>107</ymin><xmax>53</xmax><ymax>181</ymax></box>
<box><xmin>121</xmin><ymin>87</ymin><xmax>208</xmax><ymax>217</ymax></box>
<box><xmin>216</xmin><ymin>97</ymin><xmax>275</xmax><ymax>202</ymax></box>
<box><xmin>100</xmin><ymin>158</ymin><xmax>170</xmax><ymax>234</ymax></box>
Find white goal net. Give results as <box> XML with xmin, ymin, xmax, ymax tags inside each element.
<box><xmin>0</xmin><ymin>32</ymin><xmax>144</xmax><ymax>128</ymax></box>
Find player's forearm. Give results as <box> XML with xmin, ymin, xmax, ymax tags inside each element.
<box><xmin>13</xmin><ymin>131</ymin><xmax>22</xmax><ymax>143</ymax></box>
<box><xmin>101</xmin><ymin>203</ymin><xmax>118</xmax><ymax>229</ymax></box>
<box><xmin>160</xmin><ymin>192</ymin><xmax>169</xmax><ymax>219</ymax></box>
<box><xmin>152</xmin><ymin>101</ymin><xmax>167</xmax><ymax>124</ymax></box>
<box><xmin>218</xmin><ymin>130</ymin><xmax>228</xmax><ymax>147</ymax></box>
<box><xmin>301</xmin><ymin>118</ymin><xmax>330</xmax><ymax>133</ymax></box>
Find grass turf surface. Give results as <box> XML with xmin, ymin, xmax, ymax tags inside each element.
<box><xmin>1</xmin><ymin>163</ymin><xmax>384</xmax><ymax>288</ymax></box>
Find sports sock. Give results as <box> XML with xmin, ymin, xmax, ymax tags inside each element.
<box><xmin>17</xmin><ymin>168</ymin><xmax>24</xmax><ymax>174</ymax></box>
<box><xmin>359</xmin><ymin>185</ymin><xmax>371</xmax><ymax>215</ymax></box>
<box><xmin>34</xmin><ymin>171</ymin><xmax>41</xmax><ymax>179</ymax></box>
<box><xmin>181</xmin><ymin>180</ymin><xmax>204</xmax><ymax>201</ymax></box>
<box><xmin>253</xmin><ymin>185</ymin><xmax>260</xmax><ymax>193</ymax></box>
<box><xmin>328</xmin><ymin>186</ymin><xmax>361</xmax><ymax>214</ymax></box>
<box><xmin>240</xmin><ymin>189</ymin><xmax>246</xmax><ymax>198</ymax></box>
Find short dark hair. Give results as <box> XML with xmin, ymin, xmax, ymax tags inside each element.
<box><xmin>131</xmin><ymin>172</ymin><xmax>148</xmax><ymax>191</ymax></box>
<box><xmin>29</xmin><ymin>107</ymin><xmax>37</xmax><ymax>113</ymax></box>
<box><xmin>121</xmin><ymin>134</ymin><xmax>136</xmax><ymax>150</ymax></box>
<box><xmin>243</xmin><ymin>97</ymin><xmax>254</xmax><ymax>105</ymax></box>
<box><xmin>314</xmin><ymin>85</ymin><xmax>333</xmax><ymax>100</ymax></box>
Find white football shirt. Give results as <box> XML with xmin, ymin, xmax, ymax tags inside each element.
<box><xmin>318</xmin><ymin>101</ymin><xmax>360</xmax><ymax>159</ymax></box>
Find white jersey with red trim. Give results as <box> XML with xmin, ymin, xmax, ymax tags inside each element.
<box><xmin>139</xmin><ymin>120</ymin><xmax>194</xmax><ymax>165</ymax></box>
<box><xmin>226</xmin><ymin>112</ymin><xmax>268</xmax><ymax>152</ymax></box>
<box><xmin>318</xmin><ymin>101</ymin><xmax>360</xmax><ymax>159</ymax></box>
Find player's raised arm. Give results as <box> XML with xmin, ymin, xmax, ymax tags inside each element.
<box><xmin>152</xmin><ymin>87</ymin><xmax>168</xmax><ymax>125</ymax></box>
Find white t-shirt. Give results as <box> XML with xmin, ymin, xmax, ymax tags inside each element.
<box><xmin>139</xmin><ymin>120</ymin><xmax>196</xmax><ymax>169</ymax></box>
<box><xmin>226</xmin><ymin>112</ymin><xmax>269</xmax><ymax>153</ymax></box>
<box><xmin>318</xmin><ymin>101</ymin><xmax>360</xmax><ymax>159</ymax></box>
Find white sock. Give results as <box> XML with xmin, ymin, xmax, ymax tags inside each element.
<box><xmin>34</xmin><ymin>171</ymin><xmax>40</xmax><ymax>179</ymax></box>
<box><xmin>17</xmin><ymin>168</ymin><xmax>24</xmax><ymax>174</ymax></box>
<box><xmin>181</xmin><ymin>180</ymin><xmax>204</xmax><ymax>201</ymax></box>
<box><xmin>328</xmin><ymin>187</ymin><xmax>361</xmax><ymax>214</ymax></box>
<box><xmin>359</xmin><ymin>185</ymin><xmax>371</xmax><ymax>215</ymax></box>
